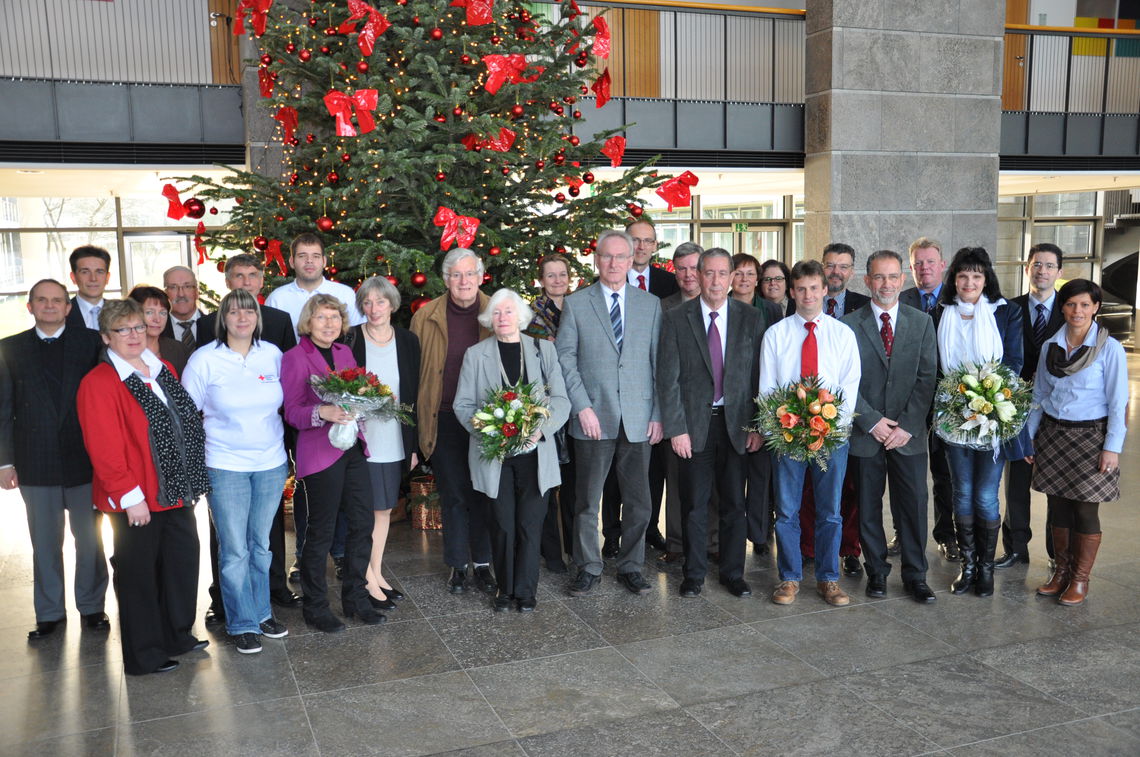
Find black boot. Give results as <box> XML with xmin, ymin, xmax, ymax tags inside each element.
<box><xmin>950</xmin><ymin>516</ymin><xmax>976</xmax><ymax>595</ymax></box>
<box><xmin>974</xmin><ymin>519</ymin><xmax>1000</xmax><ymax>597</ymax></box>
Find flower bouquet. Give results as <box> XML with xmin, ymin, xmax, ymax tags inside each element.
<box><xmin>934</xmin><ymin>361</ymin><xmax>1031</xmax><ymax>452</ymax></box>
<box><xmin>469</xmin><ymin>382</ymin><xmax>551</xmax><ymax>462</ymax></box>
<box><xmin>310</xmin><ymin>366</ymin><xmax>414</xmax><ymax>451</ymax></box>
<box><xmin>752</xmin><ymin>375</ymin><xmax>849</xmax><ymax>470</ymax></box>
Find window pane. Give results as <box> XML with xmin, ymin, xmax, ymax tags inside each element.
<box><xmin>700</xmin><ymin>195</ymin><xmax>779</xmax><ymax>220</ymax></box>
<box><xmin>997</xmin><ymin>220</ymin><xmax>1025</xmax><ymax>263</ymax></box>
<box><xmin>700</xmin><ymin>231</ymin><xmax>734</xmax><ymax>252</ymax></box>
<box><xmin>1033</xmin><ymin>192</ymin><xmax>1096</xmax><ymax>217</ymax></box>
<box><xmin>653</xmin><ymin>223</ymin><xmax>695</xmax><ymax>262</ymax></box>
<box><xmin>742</xmin><ymin>229</ymin><xmax>781</xmax><ymax>260</ymax></box>
<box><xmin>998</xmin><ymin>196</ymin><xmax>1026</xmax><ymax>217</ymax></box>
<box><xmin>994</xmin><ymin>263</ymin><xmax>1024</xmax><ymax>297</ymax></box>
<box><xmin>1032</xmin><ymin>223</ymin><xmax>1093</xmax><ymax>257</ymax></box>
<box><xmin>0</xmin><ymin>231</ymin><xmax>120</xmax><ymax>294</ymax></box>
<box><xmin>792</xmin><ymin>221</ymin><xmax>804</xmax><ymax>262</ymax></box>
<box><xmin>120</xmin><ymin>196</ymin><xmax>235</xmax><ymax>228</ymax></box>
<box><xmin>793</xmin><ymin>198</ymin><xmax>805</xmax><ymax>218</ymax></box>
<box><xmin>0</xmin><ymin>197</ymin><xmax>117</xmax><ymax>228</ymax></box>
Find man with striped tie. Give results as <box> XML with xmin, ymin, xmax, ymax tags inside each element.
<box><xmin>997</xmin><ymin>243</ymin><xmax>1065</xmax><ymax>569</ymax></box>
<box><xmin>557</xmin><ymin>229</ymin><xmax>663</xmax><ymax>597</ymax></box>
<box><xmin>160</xmin><ymin>266</ymin><xmax>205</xmax><ymax>347</ymax></box>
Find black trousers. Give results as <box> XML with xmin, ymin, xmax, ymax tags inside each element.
<box><xmin>540</xmin><ymin>435</ymin><xmax>575</xmax><ymax>562</ymax></box>
<box><xmin>929</xmin><ymin>430</ymin><xmax>955</xmax><ymax>544</ymax></box>
<box><xmin>1003</xmin><ymin>458</ymin><xmax>1055</xmax><ymax>557</ymax></box>
<box><xmin>109</xmin><ymin>506</ymin><xmax>199</xmax><ymax>676</ymax></box>
<box><xmin>490</xmin><ymin>452</ymin><xmax>545</xmax><ymax>601</ymax></box>
<box><xmin>678</xmin><ymin>413</ymin><xmax>747</xmax><ymax>583</ymax></box>
<box><xmin>745</xmin><ymin>447</ymin><xmax>774</xmax><ymax>546</ymax></box>
<box><xmin>433</xmin><ymin>411</ymin><xmax>492</xmax><ymax>569</ymax></box>
<box><xmin>601</xmin><ymin>437</ymin><xmax>667</xmax><ymax>542</ymax></box>
<box><xmin>852</xmin><ymin>449</ymin><xmax>929</xmax><ymax>583</ymax></box>
<box><xmin>298</xmin><ymin>443</ymin><xmax>373</xmax><ymax>617</ymax></box>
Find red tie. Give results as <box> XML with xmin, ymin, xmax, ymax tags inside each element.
<box><xmin>880</xmin><ymin>312</ymin><xmax>894</xmax><ymax>357</ymax></box>
<box><xmin>801</xmin><ymin>321</ymin><xmax>818</xmax><ymax>378</ymax></box>
<box><xmin>637</xmin><ymin>274</ymin><xmax>646</xmax><ymax>291</ymax></box>
<box><xmin>826</xmin><ymin>298</ymin><xmax>837</xmax><ymax>318</ymax></box>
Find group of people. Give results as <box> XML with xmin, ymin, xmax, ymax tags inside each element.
<box><xmin>0</xmin><ymin>223</ymin><xmax>1127</xmax><ymax>675</ymax></box>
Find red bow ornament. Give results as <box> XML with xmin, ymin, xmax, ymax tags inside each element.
<box><xmin>655</xmin><ymin>171</ymin><xmax>700</xmax><ymax>211</ymax></box>
<box><xmin>601</xmin><ymin>135</ymin><xmax>625</xmax><ymax>167</ymax></box>
<box><xmin>162</xmin><ymin>184</ymin><xmax>188</xmax><ymax>220</ymax></box>
<box><xmin>462</xmin><ymin>127</ymin><xmax>516</xmax><ymax>152</ymax></box>
<box><xmin>564</xmin><ymin>175</ymin><xmax>584</xmax><ymax>189</ymax></box>
<box><xmin>265</xmin><ymin>239</ymin><xmax>287</xmax><ymax>276</ymax></box>
<box><xmin>324</xmin><ymin>89</ymin><xmax>379</xmax><ymax>137</ymax></box>
<box><xmin>592</xmin><ymin>16</ymin><xmax>611</xmax><ymax>58</ymax></box>
<box><xmin>258</xmin><ymin>68</ymin><xmax>274</xmax><ymax>98</ymax></box>
<box><xmin>194</xmin><ymin>222</ymin><xmax>208</xmax><ymax>265</ymax></box>
<box><xmin>346</xmin><ymin>0</ymin><xmax>391</xmax><ymax>56</ymax></box>
<box><xmin>274</xmin><ymin>106</ymin><xmax>298</xmax><ymax>144</ymax></box>
<box><xmin>450</xmin><ymin>0</ymin><xmax>494</xmax><ymax>26</ymax></box>
<box><xmin>481</xmin><ymin>54</ymin><xmax>543</xmax><ymax>94</ymax></box>
<box><xmin>591</xmin><ymin>68</ymin><xmax>611</xmax><ymax>108</ymax></box>
<box><xmin>234</xmin><ymin>0</ymin><xmax>272</xmax><ymax>36</ymax></box>
<box><xmin>433</xmin><ymin>206</ymin><xmax>481</xmax><ymax>251</ymax></box>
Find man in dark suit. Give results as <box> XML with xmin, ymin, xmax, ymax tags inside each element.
<box><xmin>898</xmin><ymin>237</ymin><xmax>957</xmax><ymax>562</ymax></box>
<box><xmin>0</xmin><ymin>279</ymin><xmax>110</xmax><ymax>639</ymax></box>
<box><xmin>195</xmin><ymin>254</ymin><xmax>301</xmax><ymax>621</ymax></box>
<box><xmin>65</xmin><ymin>245</ymin><xmax>112</xmax><ymax>331</ymax></box>
<box><xmin>160</xmin><ymin>265</ymin><xmax>206</xmax><ymax>346</ymax></box>
<box><xmin>996</xmin><ymin>242</ymin><xmax>1065</xmax><ymax>568</ymax></box>
<box><xmin>843</xmin><ymin>251</ymin><xmax>939</xmax><ymax>603</ymax></box>
<box><xmin>626</xmin><ymin>219</ymin><xmax>679</xmax><ymax>298</ymax></box>
<box><xmin>793</xmin><ymin>243</ymin><xmax>868</xmax><ymax>577</ymax></box>
<box><xmin>657</xmin><ymin>249</ymin><xmax>763</xmax><ymax>598</ymax></box>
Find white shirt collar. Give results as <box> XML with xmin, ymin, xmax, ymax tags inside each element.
<box><xmin>107</xmin><ymin>348</ymin><xmax>164</xmax><ymax>383</ymax></box>
<box><xmin>600</xmin><ymin>281</ymin><xmax>626</xmax><ymax>299</ymax></box>
<box><xmin>171</xmin><ymin>310</ymin><xmax>201</xmax><ymax>325</ymax></box>
<box><xmin>1028</xmin><ymin>291</ymin><xmax>1056</xmax><ymax>311</ymax></box>
<box><xmin>35</xmin><ymin>324</ymin><xmax>65</xmax><ymax>340</ymax></box>
<box><xmin>700</xmin><ymin>297</ymin><xmax>728</xmax><ymax>323</ymax></box>
<box><xmin>870</xmin><ymin>300</ymin><xmax>899</xmax><ymax>324</ymax></box>
<box><xmin>794</xmin><ymin>311</ymin><xmax>824</xmax><ymax>328</ymax></box>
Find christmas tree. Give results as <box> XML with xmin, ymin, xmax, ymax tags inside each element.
<box><xmin>178</xmin><ymin>0</ymin><xmax>669</xmax><ymax>311</ymax></box>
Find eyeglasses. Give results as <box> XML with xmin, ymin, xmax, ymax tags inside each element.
<box><xmin>631</xmin><ymin>237</ymin><xmax>657</xmax><ymax>246</ymax></box>
<box><xmin>110</xmin><ymin>324</ymin><xmax>147</xmax><ymax>336</ymax></box>
<box><xmin>311</xmin><ymin>313</ymin><xmax>342</xmax><ymax>323</ymax></box>
<box><xmin>165</xmin><ymin>283</ymin><xmax>196</xmax><ymax>292</ymax></box>
<box><xmin>447</xmin><ymin>270</ymin><xmax>481</xmax><ymax>281</ymax></box>
<box><xmin>597</xmin><ymin>254</ymin><xmax>632</xmax><ymax>262</ymax></box>
<box><xmin>1029</xmin><ymin>262</ymin><xmax>1059</xmax><ymax>271</ymax></box>
<box><xmin>761</xmin><ymin>276</ymin><xmax>785</xmax><ymax>283</ymax></box>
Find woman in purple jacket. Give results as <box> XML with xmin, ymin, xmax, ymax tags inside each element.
<box><xmin>281</xmin><ymin>294</ymin><xmax>381</xmax><ymax>633</ymax></box>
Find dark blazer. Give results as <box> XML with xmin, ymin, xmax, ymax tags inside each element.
<box><xmin>0</xmin><ymin>326</ymin><xmax>103</xmax><ymax>486</ymax></box>
<box><xmin>656</xmin><ymin>298</ymin><xmax>763</xmax><ymax>455</ymax></box>
<box><xmin>345</xmin><ymin>324</ymin><xmax>422</xmax><ymax>467</ymax></box>
<box><xmin>156</xmin><ymin>336</ymin><xmax>192</xmax><ymax>378</ymax></box>
<box><xmin>647</xmin><ymin>265</ymin><xmax>679</xmax><ymax>299</ymax></box>
<box><xmin>160</xmin><ymin>309</ymin><xmax>206</xmax><ymax>342</ymax></box>
<box><xmin>787</xmin><ymin>289</ymin><xmax>869</xmax><ymax>317</ymax></box>
<box><xmin>842</xmin><ymin>304</ymin><xmax>938</xmax><ymax>458</ymax></box>
<box><xmin>66</xmin><ymin>297</ymin><xmax>97</xmax><ymax>330</ymax></box>
<box><xmin>196</xmin><ymin>304</ymin><xmax>297</xmax><ymax>353</ymax></box>
<box><xmin>1010</xmin><ymin>293</ymin><xmax>1064</xmax><ymax>381</ymax></box>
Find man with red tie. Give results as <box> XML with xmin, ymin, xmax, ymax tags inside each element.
<box><xmin>759</xmin><ymin>260</ymin><xmax>861</xmax><ymax>606</ymax></box>
<box><xmin>625</xmin><ymin>220</ymin><xmax>679</xmax><ymax>298</ymax></box>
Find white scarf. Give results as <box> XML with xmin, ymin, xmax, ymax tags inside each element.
<box><xmin>937</xmin><ymin>295</ymin><xmax>1006</xmax><ymax>374</ymax></box>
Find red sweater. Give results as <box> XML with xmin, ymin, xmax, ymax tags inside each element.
<box><xmin>77</xmin><ymin>361</ymin><xmax>184</xmax><ymax>514</ymax></box>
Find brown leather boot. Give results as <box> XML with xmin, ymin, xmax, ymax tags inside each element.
<box><xmin>1036</xmin><ymin>527</ymin><xmax>1071</xmax><ymax>597</ymax></box>
<box><xmin>1059</xmin><ymin>532</ymin><xmax>1101</xmax><ymax>606</ymax></box>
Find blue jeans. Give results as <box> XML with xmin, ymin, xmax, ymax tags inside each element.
<box><xmin>207</xmin><ymin>464</ymin><xmax>289</xmax><ymax>635</ymax></box>
<box><xmin>773</xmin><ymin>444</ymin><xmax>849</xmax><ymax>582</ymax></box>
<box><xmin>944</xmin><ymin>445</ymin><xmax>1003</xmax><ymax>522</ymax></box>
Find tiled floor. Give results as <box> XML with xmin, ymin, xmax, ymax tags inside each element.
<box><xmin>3</xmin><ymin>354</ymin><xmax>1139</xmax><ymax>756</ymax></box>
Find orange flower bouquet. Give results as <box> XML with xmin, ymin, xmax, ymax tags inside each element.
<box><xmin>751</xmin><ymin>375</ymin><xmax>849</xmax><ymax>470</ymax></box>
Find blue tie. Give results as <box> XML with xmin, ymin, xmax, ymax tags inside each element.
<box><xmin>1033</xmin><ymin>303</ymin><xmax>1049</xmax><ymax>345</ymax></box>
<box><xmin>609</xmin><ymin>292</ymin><xmax>622</xmax><ymax>351</ymax></box>
<box><xmin>923</xmin><ymin>292</ymin><xmax>934</xmax><ymax>313</ymax></box>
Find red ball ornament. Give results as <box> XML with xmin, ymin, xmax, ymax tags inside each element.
<box><xmin>452</xmin><ymin>106</ymin><xmax>463</xmax><ymax>117</ymax></box>
<box><xmin>553</xmin><ymin>153</ymin><xmax>566</xmax><ymax>165</ymax></box>
<box><xmin>305</xmin><ymin>133</ymin><xmax>315</xmax><ymax>143</ymax></box>
<box><xmin>285</xmin><ymin>43</ymin><xmax>296</xmax><ymax>53</ymax></box>
<box><xmin>209</xmin><ymin>206</ymin><xmax>219</xmax><ymax>215</ymax></box>
<box><xmin>411</xmin><ymin>272</ymin><xmax>428</xmax><ymax>287</ymax></box>
<box><xmin>433</xmin><ymin>114</ymin><xmax>447</xmax><ymax>122</ymax></box>
<box><xmin>412</xmin><ymin>16</ymin><xmax>420</xmax><ymax>25</ymax></box>
<box><xmin>252</xmin><ymin>235</ymin><xmax>269</xmax><ymax>251</ymax></box>
<box><xmin>288</xmin><ymin>136</ymin><xmax>300</xmax><ymax>146</ymax></box>
<box><xmin>510</xmin><ymin>104</ymin><xmax>525</xmax><ymax>118</ymax></box>
<box><xmin>569</xmin><ymin>135</ymin><xmax>580</xmax><ymax>146</ymax></box>
<box><xmin>554</xmin><ymin>106</ymin><xmax>565</xmax><ymax>115</ymax></box>
<box><xmin>289</xmin><ymin>173</ymin><xmax>300</xmax><ymax>185</ymax></box>
<box><xmin>574</xmin><ymin>57</ymin><xmax>588</xmax><ymax>68</ymax></box>
<box><xmin>573</xmin><ymin>110</ymin><xmax>582</xmax><ymax>119</ymax></box>
<box><xmin>327</xmin><ymin>171</ymin><xmax>339</xmax><ymax>184</ymax></box>
<box><xmin>325</xmin><ymin>27</ymin><xmax>338</xmax><ymax>36</ymax></box>
<box><xmin>356</xmin><ymin>61</ymin><xmax>369</xmax><ymax>73</ymax></box>
<box><xmin>217</xmin><ymin>261</ymin><xmax>226</xmax><ymax>273</ymax></box>
<box><xmin>482</xmin><ymin>273</ymin><xmax>493</xmax><ymax>285</ymax></box>
<box><xmin>386</xmin><ymin>274</ymin><xmax>400</xmax><ymax>286</ymax></box>
<box><xmin>329</xmin><ymin>266</ymin><xmax>337</xmax><ymax>274</ymax></box>
<box><xmin>583</xmin><ymin>171</ymin><xmax>595</xmax><ymax>183</ymax></box>
<box><xmin>374</xmin><ymin>253</ymin><xmax>385</xmax><ymax>263</ymax></box>
<box><xmin>274</xmin><ymin>215</ymin><xmax>284</xmax><ymax>222</ymax></box>
<box><xmin>534</xmin><ymin>159</ymin><xmax>545</xmax><ymax>169</ymax></box>
<box><xmin>396</xmin><ymin>0</ymin><xmax>407</xmax><ymax>4</ymax></box>
<box><xmin>259</xmin><ymin>54</ymin><xmax>272</xmax><ymax>66</ymax></box>
<box><xmin>630</xmin><ymin>206</ymin><xmax>644</xmax><ymax>217</ymax></box>
<box><xmin>429</xmin><ymin>28</ymin><xmax>443</xmax><ymax>40</ymax></box>
<box><xmin>568</xmin><ymin>186</ymin><xmax>580</xmax><ymax>197</ymax></box>
<box><xmin>298</xmin><ymin>49</ymin><xmax>312</xmax><ymax>61</ymax></box>
<box><xmin>501</xmin><ymin>166</ymin><xmax>510</xmax><ymax>175</ymax></box>
<box><xmin>307</xmin><ymin>17</ymin><xmax>319</xmax><ymax>28</ymax></box>
<box><xmin>460</xmin><ymin>54</ymin><xmax>472</xmax><ymax>65</ymax></box>
<box><xmin>341</xmin><ymin>152</ymin><xmax>351</xmax><ymax>163</ymax></box>
<box><xmin>339</xmin><ymin>63</ymin><xmax>349</xmax><ymax>71</ymax></box>
<box><xmin>320</xmin><ymin>46</ymin><xmax>331</xmax><ymax>54</ymax></box>
<box><xmin>554</xmin><ymin>245</ymin><xmax>567</xmax><ymax>255</ymax></box>
<box><xmin>563</xmin><ymin>96</ymin><xmax>577</xmax><ymax>104</ymax></box>
<box><xmin>580</xmin><ymin>85</ymin><xmax>589</xmax><ymax>94</ymax></box>
<box><xmin>435</xmin><ymin>171</ymin><xmax>447</xmax><ymax>182</ymax></box>
<box><xmin>554</xmin><ymin>192</ymin><xmax>566</xmax><ymax>203</ymax></box>
<box><xmin>488</xmin><ymin>246</ymin><xmax>501</xmax><ymax>256</ymax></box>
<box><xmin>490</xmin><ymin>34</ymin><xmax>501</xmax><ymax>44</ymax></box>
<box><xmin>410</xmin><ymin>295</ymin><xmax>430</xmax><ymax>314</ymax></box>
<box><xmin>316</xmin><ymin>216</ymin><xmax>335</xmax><ymax>232</ymax></box>
<box><xmin>183</xmin><ymin>197</ymin><xmax>206</xmax><ymax>219</ymax></box>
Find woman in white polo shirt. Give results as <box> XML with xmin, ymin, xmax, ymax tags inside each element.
<box><xmin>181</xmin><ymin>289</ymin><xmax>290</xmax><ymax>655</ymax></box>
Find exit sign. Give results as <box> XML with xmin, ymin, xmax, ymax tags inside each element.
<box><xmin>733</xmin><ymin>223</ymin><xmax>748</xmax><ymax>232</ymax></box>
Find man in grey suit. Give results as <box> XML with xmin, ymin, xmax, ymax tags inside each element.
<box><xmin>557</xmin><ymin>230</ymin><xmax>663</xmax><ymax>596</ymax></box>
<box><xmin>657</xmin><ymin>249</ymin><xmax>763</xmax><ymax>598</ymax></box>
<box><xmin>842</xmin><ymin>250</ymin><xmax>938</xmax><ymax>603</ymax></box>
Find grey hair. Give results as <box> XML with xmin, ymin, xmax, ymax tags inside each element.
<box><xmin>441</xmin><ymin>247</ymin><xmax>484</xmax><ymax>279</ymax></box>
<box><xmin>477</xmin><ymin>288</ymin><xmax>535</xmax><ymax>331</ymax></box>
<box><xmin>672</xmin><ymin>241</ymin><xmax>703</xmax><ymax>263</ymax></box>
<box><xmin>595</xmin><ymin>229</ymin><xmax>634</xmax><ymax>257</ymax></box>
<box><xmin>866</xmin><ymin>249</ymin><xmax>905</xmax><ymax>273</ymax></box>
<box><xmin>162</xmin><ymin>264</ymin><xmax>197</xmax><ymax>284</ymax></box>
<box><xmin>698</xmin><ymin>247</ymin><xmax>733</xmax><ymax>272</ymax></box>
<box><xmin>356</xmin><ymin>275</ymin><xmax>402</xmax><ymax>313</ymax></box>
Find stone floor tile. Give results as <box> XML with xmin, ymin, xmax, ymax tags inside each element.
<box><xmin>871</xmin><ymin>592</ymin><xmax>1073</xmax><ymax>651</ymax></box>
<box><xmin>429</xmin><ymin>602</ymin><xmax>605</xmax><ymax>668</ymax></box>
<box><xmin>517</xmin><ymin>709</ymin><xmax>733</xmax><ymax>756</ymax></box>
<box><xmin>0</xmin><ymin>663</ymin><xmax>121</xmax><ymax>746</ymax></box>
<box><xmin>563</xmin><ymin>587</ymin><xmax>739</xmax><ymax>645</ymax></box>
<box><xmin>3</xmin><ymin>726</ymin><xmax>117</xmax><ymax>757</ymax></box>
<box><xmin>947</xmin><ymin>716</ymin><xmax>1140</xmax><ymax>756</ymax></box>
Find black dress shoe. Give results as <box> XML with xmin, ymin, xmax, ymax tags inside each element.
<box><xmin>305</xmin><ymin>612</ymin><xmax>347</xmax><ymax>633</ymax></box>
<box><xmin>865</xmin><ymin>575</ymin><xmax>888</xmax><ymax>598</ymax></box>
<box><xmin>188</xmin><ymin>638</ymin><xmax>210</xmax><ymax>652</ymax></box>
<box><xmin>937</xmin><ymin>540</ymin><xmax>961</xmax><ymax>561</ymax></box>
<box><xmin>344</xmin><ymin>606</ymin><xmax>386</xmax><ymax>625</ymax></box>
<box><xmin>380</xmin><ymin>586</ymin><xmax>405</xmax><ymax>601</ymax></box>
<box><xmin>448</xmin><ymin>566</ymin><xmax>468</xmax><ymax>594</ymax></box>
<box><xmin>154</xmin><ymin>659</ymin><xmax>180</xmax><ymax>674</ymax></box>
<box><xmin>616</xmin><ymin>571</ymin><xmax>652</xmax><ymax>595</ymax></box>
<box><xmin>994</xmin><ymin>551</ymin><xmax>1029</xmax><ymax>569</ymax></box>
<box><xmin>516</xmin><ymin>597</ymin><xmax>536</xmax><ymax>612</ymax></box>
<box><xmin>886</xmin><ymin>534</ymin><xmax>901</xmax><ymax>556</ymax></box>
<box><xmin>288</xmin><ymin>561</ymin><xmax>301</xmax><ymax>583</ymax></box>
<box><xmin>645</xmin><ymin>529</ymin><xmax>667</xmax><ymax>552</ymax></box>
<box><xmin>368</xmin><ymin>594</ymin><xmax>397</xmax><ymax>611</ymax></box>
<box><xmin>27</xmin><ymin>619</ymin><xmax>65</xmax><ymax>640</ymax></box>
<box><xmin>82</xmin><ymin>612</ymin><xmax>111</xmax><ymax>631</ymax></box>
<box><xmin>568</xmin><ymin>571</ymin><xmax>600</xmax><ymax>596</ymax></box>
<box><xmin>842</xmin><ymin>556</ymin><xmax>863</xmax><ymax>577</ymax></box>
<box><xmin>679</xmin><ymin>578</ymin><xmax>702</xmax><ymax>598</ymax></box>
<box><xmin>204</xmin><ymin>604</ymin><xmax>226</xmax><ymax>626</ymax></box>
<box><xmin>719</xmin><ymin>577</ymin><xmax>752</xmax><ymax>597</ymax></box>
<box><xmin>752</xmin><ymin>541</ymin><xmax>770</xmax><ymax>557</ymax></box>
<box><xmin>473</xmin><ymin>565</ymin><xmax>497</xmax><ymax>594</ymax></box>
<box><xmin>905</xmin><ymin>580</ymin><xmax>937</xmax><ymax>604</ymax></box>
<box><xmin>544</xmin><ymin>558</ymin><xmax>569</xmax><ymax>574</ymax></box>
<box><xmin>493</xmin><ymin>592</ymin><xmax>513</xmax><ymax>612</ymax></box>
<box><xmin>602</xmin><ymin>538</ymin><xmax>620</xmax><ymax>559</ymax></box>
<box><xmin>270</xmin><ymin>589</ymin><xmax>302</xmax><ymax>608</ymax></box>
<box><xmin>333</xmin><ymin>557</ymin><xmax>346</xmax><ymax>580</ymax></box>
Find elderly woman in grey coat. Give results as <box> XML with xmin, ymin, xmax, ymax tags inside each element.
<box><xmin>454</xmin><ymin>289</ymin><xmax>570</xmax><ymax>613</ymax></box>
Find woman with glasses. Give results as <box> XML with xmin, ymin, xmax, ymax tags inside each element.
<box><xmin>759</xmin><ymin>259</ymin><xmax>792</xmax><ymax>315</ymax></box>
<box><xmin>77</xmin><ymin>298</ymin><xmax>209</xmax><ymax>675</ymax></box>
<box><xmin>127</xmin><ymin>285</ymin><xmax>193</xmax><ymax>377</ymax></box>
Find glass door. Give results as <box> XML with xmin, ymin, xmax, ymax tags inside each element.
<box><xmin>123</xmin><ymin>233</ymin><xmax>190</xmax><ymax>291</ymax></box>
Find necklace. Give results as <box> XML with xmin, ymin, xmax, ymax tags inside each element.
<box><xmin>364</xmin><ymin>322</ymin><xmax>394</xmax><ymax>345</ymax></box>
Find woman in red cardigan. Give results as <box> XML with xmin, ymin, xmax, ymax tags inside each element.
<box><xmin>77</xmin><ymin>298</ymin><xmax>210</xmax><ymax>676</ymax></box>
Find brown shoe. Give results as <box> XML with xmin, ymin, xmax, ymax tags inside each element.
<box><xmin>657</xmin><ymin>551</ymin><xmax>684</xmax><ymax>566</ymax></box>
<box><xmin>816</xmin><ymin>581</ymin><xmax>850</xmax><ymax>606</ymax></box>
<box><xmin>1036</xmin><ymin>527</ymin><xmax>1071</xmax><ymax>597</ymax></box>
<box><xmin>1059</xmin><ymin>532</ymin><xmax>1101</xmax><ymax>606</ymax></box>
<box><xmin>771</xmin><ymin>580</ymin><xmax>800</xmax><ymax>605</ymax></box>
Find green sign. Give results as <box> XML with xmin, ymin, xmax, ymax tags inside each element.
<box><xmin>733</xmin><ymin>222</ymin><xmax>748</xmax><ymax>232</ymax></box>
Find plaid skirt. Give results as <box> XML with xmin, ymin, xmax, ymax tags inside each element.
<box><xmin>1031</xmin><ymin>415</ymin><xmax>1120</xmax><ymax>502</ymax></box>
